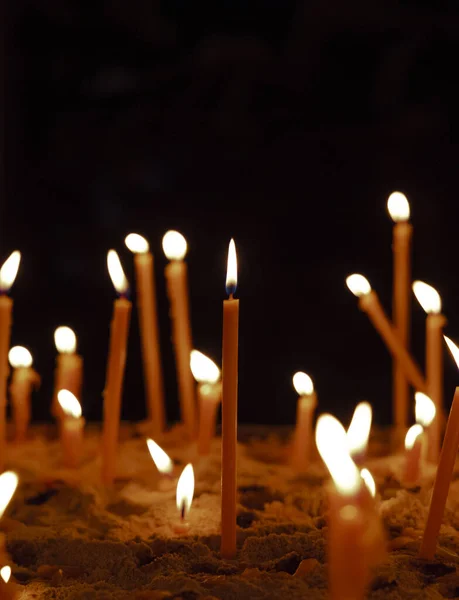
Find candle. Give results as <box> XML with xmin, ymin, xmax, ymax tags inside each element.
<box><xmin>291</xmin><ymin>371</ymin><xmax>317</xmax><ymax>471</ymax></box>
<box><xmin>0</xmin><ymin>471</ymin><xmax>18</xmax><ymax>600</ymax></box>
<box><xmin>190</xmin><ymin>350</ymin><xmax>222</xmax><ymax>456</ymax></box>
<box><xmin>0</xmin><ymin>565</ymin><xmax>16</xmax><ymax>600</ymax></box>
<box><xmin>221</xmin><ymin>239</ymin><xmax>239</xmax><ymax>559</ymax></box>
<box><xmin>52</xmin><ymin>326</ymin><xmax>83</xmax><ymax>422</ymax></box>
<box><xmin>8</xmin><ymin>347</ymin><xmax>40</xmax><ymax>443</ymax></box>
<box><xmin>346</xmin><ymin>274</ymin><xmax>426</xmax><ymax>394</ymax></box>
<box><xmin>413</xmin><ymin>281</ymin><xmax>446</xmax><ymax>463</ymax></box>
<box><xmin>403</xmin><ymin>424</ymin><xmax>424</xmax><ymax>484</ymax></box>
<box><xmin>0</xmin><ymin>252</ymin><xmax>20</xmax><ymax>470</ymax></box>
<box><xmin>420</xmin><ymin>336</ymin><xmax>459</xmax><ymax>559</ymax></box>
<box><xmin>101</xmin><ymin>250</ymin><xmax>132</xmax><ymax>485</ymax></box>
<box><xmin>173</xmin><ymin>463</ymin><xmax>195</xmax><ymax>534</ymax></box>
<box><xmin>387</xmin><ymin>192</ymin><xmax>412</xmax><ymax>432</ymax></box>
<box><xmin>57</xmin><ymin>390</ymin><xmax>85</xmax><ymax>468</ymax></box>
<box><xmin>346</xmin><ymin>401</ymin><xmax>372</xmax><ymax>465</ymax></box>
<box><xmin>162</xmin><ymin>231</ymin><xmax>196</xmax><ymax>438</ymax></box>
<box><xmin>414</xmin><ymin>391</ymin><xmax>436</xmax><ymax>462</ymax></box>
<box><xmin>125</xmin><ymin>234</ymin><xmax>165</xmax><ymax>435</ymax></box>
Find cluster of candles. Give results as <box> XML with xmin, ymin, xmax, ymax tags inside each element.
<box><xmin>1</xmin><ymin>193</ymin><xmax>459</xmax><ymax>599</ymax></box>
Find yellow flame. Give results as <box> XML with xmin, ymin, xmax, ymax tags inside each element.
<box><xmin>412</xmin><ymin>281</ymin><xmax>441</xmax><ymax>314</ymax></box>
<box><xmin>8</xmin><ymin>346</ymin><xmax>32</xmax><ymax>368</ymax></box>
<box><xmin>347</xmin><ymin>401</ymin><xmax>372</xmax><ymax>457</ymax></box>
<box><xmin>190</xmin><ymin>350</ymin><xmax>220</xmax><ymax>384</ymax></box>
<box><xmin>226</xmin><ymin>239</ymin><xmax>237</xmax><ymax>294</ymax></box>
<box><xmin>0</xmin><ymin>251</ymin><xmax>21</xmax><ymax>292</ymax></box>
<box><xmin>57</xmin><ymin>390</ymin><xmax>82</xmax><ymax>419</ymax></box>
<box><xmin>346</xmin><ymin>274</ymin><xmax>371</xmax><ymax>297</ymax></box>
<box><xmin>0</xmin><ymin>566</ymin><xmax>11</xmax><ymax>583</ymax></box>
<box><xmin>107</xmin><ymin>250</ymin><xmax>129</xmax><ymax>294</ymax></box>
<box><xmin>360</xmin><ymin>468</ymin><xmax>376</xmax><ymax>498</ymax></box>
<box><xmin>162</xmin><ymin>230</ymin><xmax>187</xmax><ymax>261</ymax></box>
<box><xmin>0</xmin><ymin>471</ymin><xmax>18</xmax><ymax>519</ymax></box>
<box><xmin>415</xmin><ymin>392</ymin><xmax>436</xmax><ymax>427</ymax></box>
<box><xmin>54</xmin><ymin>326</ymin><xmax>77</xmax><ymax>353</ymax></box>
<box><xmin>387</xmin><ymin>191</ymin><xmax>410</xmax><ymax>222</ymax></box>
<box><xmin>405</xmin><ymin>424</ymin><xmax>423</xmax><ymax>450</ymax></box>
<box><xmin>292</xmin><ymin>371</ymin><xmax>314</xmax><ymax>396</ymax></box>
<box><xmin>146</xmin><ymin>439</ymin><xmax>174</xmax><ymax>475</ymax></box>
<box><xmin>445</xmin><ymin>336</ymin><xmax>459</xmax><ymax>369</ymax></box>
<box><xmin>125</xmin><ymin>233</ymin><xmax>149</xmax><ymax>254</ymax></box>
<box><xmin>176</xmin><ymin>463</ymin><xmax>194</xmax><ymax>516</ymax></box>
<box><xmin>315</xmin><ymin>414</ymin><xmax>361</xmax><ymax>496</ymax></box>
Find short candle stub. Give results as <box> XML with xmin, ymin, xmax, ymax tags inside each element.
<box><xmin>225</xmin><ymin>239</ymin><xmax>238</xmax><ymax>297</ymax></box>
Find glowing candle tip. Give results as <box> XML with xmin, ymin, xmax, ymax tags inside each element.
<box><xmin>54</xmin><ymin>326</ymin><xmax>77</xmax><ymax>353</ymax></box>
<box><xmin>162</xmin><ymin>230</ymin><xmax>187</xmax><ymax>261</ymax></box>
<box><xmin>57</xmin><ymin>389</ymin><xmax>82</xmax><ymax>419</ymax></box>
<box><xmin>0</xmin><ymin>566</ymin><xmax>11</xmax><ymax>584</ymax></box>
<box><xmin>360</xmin><ymin>468</ymin><xmax>376</xmax><ymax>498</ymax></box>
<box><xmin>125</xmin><ymin>233</ymin><xmax>149</xmax><ymax>254</ymax></box>
<box><xmin>412</xmin><ymin>281</ymin><xmax>441</xmax><ymax>314</ymax></box>
<box><xmin>0</xmin><ymin>250</ymin><xmax>21</xmax><ymax>293</ymax></box>
<box><xmin>146</xmin><ymin>439</ymin><xmax>174</xmax><ymax>475</ymax></box>
<box><xmin>176</xmin><ymin>463</ymin><xmax>195</xmax><ymax>517</ymax></box>
<box><xmin>415</xmin><ymin>392</ymin><xmax>436</xmax><ymax>427</ymax></box>
<box><xmin>444</xmin><ymin>336</ymin><xmax>459</xmax><ymax>369</ymax></box>
<box><xmin>190</xmin><ymin>350</ymin><xmax>220</xmax><ymax>384</ymax></box>
<box><xmin>346</xmin><ymin>274</ymin><xmax>371</xmax><ymax>297</ymax></box>
<box><xmin>107</xmin><ymin>250</ymin><xmax>129</xmax><ymax>296</ymax></box>
<box><xmin>405</xmin><ymin>424</ymin><xmax>423</xmax><ymax>450</ymax></box>
<box><xmin>347</xmin><ymin>401</ymin><xmax>372</xmax><ymax>457</ymax></box>
<box><xmin>225</xmin><ymin>239</ymin><xmax>237</xmax><ymax>296</ymax></box>
<box><xmin>0</xmin><ymin>471</ymin><xmax>19</xmax><ymax>519</ymax></box>
<box><xmin>387</xmin><ymin>191</ymin><xmax>410</xmax><ymax>222</ymax></box>
<box><xmin>292</xmin><ymin>371</ymin><xmax>314</xmax><ymax>396</ymax></box>
<box><xmin>8</xmin><ymin>346</ymin><xmax>33</xmax><ymax>368</ymax></box>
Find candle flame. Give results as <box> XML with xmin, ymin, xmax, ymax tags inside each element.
<box><xmin>146</xmin><ymin>439</ymin><xmax>174</xmax><ymax>475</ymax></box>
<box><xmin>125</xmin><ymin>233</ymin><xmax>149</xmax><ymax>254</ymax></box>
<box><xmin>292</xmin><ymin>371</ymin><xmax>314</xmax><ymax>396</ymax></box>
<box><xmin>57</xmin><ymin>390</ymin><xmax>82</xmax><ymax>419</ymax></box>
<box><xmin>107</xmin><ymin>250</ymin><xmax>129</xmax><ymax>295</ymax></box>
<box><xmin>444</xmin><ymin>336</ymin><xmax>459</xmax><ymax>369</ymax></box>
<box><xmin>415</xmin><ymin>392</ymin><xmax>436</xmax><ymax>427</ymax></box>
<box><xmin>315</xmin><ymin>414</ymin><xmax>361</xmax><ymax>496</ymax></box>
<box><xmin>346</xmin><ymin>274</ymin><xmax>371</xmax><ymax>297</ymax></box>
<box><xmin>0</xmin><ymin>566</ymin><xmax>11</xmax><ymax>584</ymax></box>
<box><xmin>190</xmin><ymin>350</ymin><xmax>220</xmax><ymax>384</ymax></box>
<box><xmin>405</xmin><ymin>424</ymin><xmax>423</xmax><ymax>450</ymax></box>
<box><xmin>0</xmin><ymin>251</ymin><xmax>21</xmax><ymax>293</ymax></box>
<box><xmin>176</xmin><ymin>463</ymin><xmax>194</xmax><ymax>517</ymax></box>
<box><xmin>54</xmin><ymin>326</ymin><xmax>77</xmax><ymax>354</ymax></box>
<box><xmin>225</xmin><ymin>239</ymin><xmax>237</xmax><ymax>296</ymax></box>
<box><xmin>0</xmin><ymin>471</ymin><xmax>18</xmax><ymax>518</ymax></box>
<box><xmin>412</xmin><ymin>281</ymin><xmax>441</xmax><ymax>314</ymax></box>
<box><xmin>347</xmin><ymin>401</ymin><xmax>372</xmax><ymax>457</ymax></box>
<box><xmin>360</xmin><ymin>468</ymin><xmax>376</xmax><ymax>498</ymax></box>
<box><xmin>387</xmin><ymin>191</ymin><xmax>410</xmax><ymax>222</ymax></box>
<box><xmin>8</xmin><ymin>346</ymin><xmax>32</xmax><ymax>368</ymax></box>
<box><xmin>162</xmin><ymin>230</ymin><xmax>187</xmax><ymax>261</ymax></box>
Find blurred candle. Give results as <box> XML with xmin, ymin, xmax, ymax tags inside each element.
<box><xmin>291</xmin><ymin>371</ymin><xmax>317</xmax><ymax>471</ymax></box>
<box><xmin>0</xmin><ymin>565</ymin><xmax>16</xmax><ymax>600</ymax></box>
<box><xmin>163</xmin><ymin>231</ymin><xmax>196</xmax><ymax>438</ymax></box>
<box><xmin>221</xmin><ymin>239</ymin><xmax>239</xmax><ymax>559</ymax></box>
<box><xmin>52</xmin><ymin>326</ymin><xmax>83</xmax><ymax>421</ymax></box>
<box><xmin>125</xmin><ymin>234</ymin><xmax>165</xmax><ymax>435</ymax></box>
<box><xmin>190</xmin><ymin>350</ymin><xmax>221</xmax><ymax>456</ymax></box>
<box><xmin>58</xmin><ymin>390</ymin><xmax>85</xmax><ymax>468</ymax></box>
<box><xmin>347</xmin><ymin>401</ymin><xmax>372</xmax><ymax>465</ymax></box>
<box><xmin>102</xmin><ymin>250</ymin><xmax>132</xmax><ymax>485</ymax></box>
<box><xmin>415</xmin><ymin>391</ymin><xmax>436</xmax><ymax>462</ymax></box>
<box><xmin>8</xmin><ymin>347</ymin><xmax>40</xmax><ymax>443</ymax></box>
<box><xmin>0</xmin><ymin>471</ymin><xmax>19</xmax><ymax>570</ymax></box>
<box><xmin>0</xmin><ymin>252</ymin><xmax>20</xmax><ymax>470</ymax></box>
<box><xmin>173</xmin><ymin>463</ymin><xmax>194</xmax><ymax>534</ymax></box>
<box><xmin>403</xmin><ymin>424</ymin><xmax>424</xmax><ymax>485</ymax></box>
<box><xmin>413</xmin><ymin>281</ymin><xmax>446</xmax><ymax>463</ymax></box>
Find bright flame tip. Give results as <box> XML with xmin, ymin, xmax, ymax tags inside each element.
<box><xmin>162</xmin><ymin>230</ymin><xmax>187</xmax><ymax>261</ymax></box>
<box><xmin>125</xmin><ymin>233</ymin><xmax>149</xmax><ymax>254</ymax></box>
<box><xmin>190</xmin><ymin>350</ymin><xmax>220</xmax><ymax>384</ymax></box>
<box><xmin>176</xmin><ymin>463</ymin><xmax>195</xmax><ymax>516</ymax></box>
<box><xmin>8</xmin><ymin>346</ymin><xmax>33</xmax><ymax>368</ymax></box>
<box><xmin>346</xmin><ymin>274</ymin><xmax>371</xmax><ymax>297</ymax></box>
<box><xmin>412</xmin><ymin>281</ymin><xmax>442</xmax><ymax>314</ymax></box>
<box><xmin>146</xmin><ymin>439</ymin><xmax>174</xmax><ymax>475</ymax></box>
<box><xmin>292</xmin><ymin>371</ymin><xmax>314</xmax><ymax>396</ymax></box>
<box><xmin>387</xmin><ymin>191</ymin><xmax>410</xmax><ymax>222</ymax></box>
<box><xmin>0</xmin><ymin>250</ymin><xmax>21</xmax><ymax>292</ymax></box>
<box><xmin>405</xmin><ymin>424</ymin><xmax>423</xmax><ymax>450</ymax></box>
<box><xmin>57</xmin><ymin>389</ymin><xmax>82</xmax><ymax>419</ymax></box>
<box><xmin>107</xmin><ymin>250</ymin><xmax>129</xmax><ymax>295</ymax></box>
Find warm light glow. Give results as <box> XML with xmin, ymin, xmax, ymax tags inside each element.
<box><xmin>176</xmin><ymin>463</ymin><xmax>194</xmax><ymax>517</ymax></box>
<box><xmin>190</xmin><ymin>350</ymin><xmax>220</xmax><ymax>384</ymax></box>
<box><xmin>146</xmin><ymin>439</ymin><xmax>174</xmax><ymax>475</ymax></box>
<box><xmin>162</xmin><ymin>230</ymin><xmax>187</xmax><ymax>261</ymax></box>
<box><xmin>346</xmin><ymin>274</ymin><xmax>371</xmax><ymax>297</ymax></box>
<box><xmin>347</xmin><ymin>401</ymin><xmax>372</xmax><ymax>457</ymax></box>
<box><xmin>107</xmin><ymin>250</ymin><xmax>129</xmax><ymax>295</ymax></box>
<box><xmin>405</xmin><ymin>424</ymin><xmax>423</xmax><ymax>450</ymax></box>
<box><xmin>0</xmin><ymin>566</ymin><xmax>11</xmax><ymax>584</ymax></box>
<box><xmin>8</xmin><ymin>346</ymin><xmax>32</xmax><ymax>368</ymax></box>
<box><xmin>225</xmin><ymin>239</ymin><xmax>237</xmax><ymax>296</ymax></box>
<box><xmin>360</xmin><ymin>468</ymin><xmax>376</xmax><ymax>498</ymax></box>
<box><xmin>415</xmin><ymin>392</ymin><xmax>436</xmax><ymax>427</ymax></box>
<box><xmin>292</xmin><ymin>372</ymin><xmax>314</xmax><ymax>396</ymax></box>
<box><xmin>387</xmin><ymin>191</ymin><xmax>410</xmax><ymax>222</ymax></box>
<box><xmin>315</xmin><ymin>414</ymin><xmax>361</xmax><ymax>496</ymax></box>
<box><xmin>0</xmin><ymin>471</ymin><xmax>18</xmax><ymax>518</ymax></box>
<box><xmin>0</xmin><ymin>251</ymin><xmax>21</xmax><ymax>292</ymax></box>
<box><xmin>54</xmin><ymin>326</ymin><xmax>77</xmax><ymax>354</ymax></box>
<box><xmin>412</xmin><ymin>281</ymin><xmax>441</xmax><ymax>314</ymax></box>
<box><xmin>57</xmin><ymin>390</ymin><xmax>82</xmax><ymax>419</ymax></box>
<box><xmin>125</xmin><ymin>233</ymin><xmax>149</xmax><ymax>254</ymax></box>
<box><xmin>445</xmin><ymin>336</ymin><xmax>459</xmax><ymax>369</ymax></box>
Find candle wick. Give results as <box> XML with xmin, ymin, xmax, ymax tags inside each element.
<box><xmin>181</xmin><ymin>501</ymin><xmax>186</xmax><ymax>521</ymax></box>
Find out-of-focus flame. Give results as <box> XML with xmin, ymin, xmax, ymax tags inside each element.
<box><xmin>225</xmin><ymin>239</ymin><xmax>237</xmax><ymax>296</ymax></box>
<box><xmin>162</xmin><ymin>231</ymin><xmax>187</xmax><ymax>261</ymax></box>
<box><xmin>57</xmin><ymin>390</ymin><xmax>82</xmax><ymax>419</ymax></box>
<box><xmin>360</xmin><ymin>468</ymin><xmax>376</xmax><ymax>498</ymax></box>
<box><xmin>445</xmin><ymin>336</ymin><xmax>459</xmax><ymax>369</ymax></box>
<box><xmin>413</xmin><ymin>281</ymin><xmax>441</xmax><ymax>314</ymax></box>
<box><xmin>346</xmin><ymin>274</ymin><xmax>371</xmax><ymax>297</ymax></box>
<box><xmin>107</xmin><ymin>250</ymin><xmax>129</xmax><ymax>295</ymax></box>
<box><xmin>176</xmin><ymin>463</ymin><xmax>194</xmax><ymax>517</ymax></box>
<box><xmin>8</xmin><ymin>346</ymin><xmax>32</xmax><ymax>368</ymax></box>
<box><xmin>405</xmin><ymin>424</ymin><xmax>423</xmax><ymax>450</ymax></box>
<box><xmin>292</xmin><ymin>371</ymin><xmax>314</xmax><ymax>396</ymax></box>
<box><xmin>125</xmin><ymin>233</ymin><xmax>149</xmax><ymax>254</ymax></box>
<box><xmin>387</xmin><ymin>192</ymin><xmax>410</xmax><ymax>222</ymax></box>
<box><xmin>54</xmin><ymin>326</ymin><xmax>77</xmax><ymax>354</ymax></box>
<box><xmin>0</xmin><ymin>251</ymin><xmax>21</xmax><ymax>292</ymax></box>
<box><xmin>415</xmin><ymin>392</ymin><xmax>436</xmax><ymax>427</ymax></box>
<box><xmin>347</xmin><ymin>401</ymin><xmax>372</xmax><ymax>457</ymax></box>
<box><xmin>146</xmin><ymin>439</ymin><xmax>174</xmax><ymax>475</ymax></box>
<box><xmin>0</xmin><ymin>471</ymin><xmax>18</xmax><ymax>518</ymax></box>
<box><xmin>0</xmin><ymin>566</ymin><xmax>11</xmax><ymax>583</ymax></box>
<box><xmin>190</xmin><ymin>350</ymin><xmax>220</xmax><ymax>384</ymax></box>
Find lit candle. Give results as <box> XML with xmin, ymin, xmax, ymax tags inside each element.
<box><xmin>290</xmin><ymin>371</ymin><xmax>317</xmax><ymax>471</ymax></box>
<box><xmin>162</xmin><ymin>231</ymin><xmax>196</xmax><ymax>438</ymax></box>
<box><xmin>125</xmin><ymin>234</ymin><xmax>165</xmax><ymax>435</ymax></box>
<box><xmin>387</xmin><ymin>192</ymin><xmax>412</xmax><ymax>433</ymax></box>
<box><xmin>173</xmin><ymin>463</ymin><xmax>194</xmax><ymax>534</ymax></box>
<box><xmin>8</xmin><ymin>347</ymin><xmax>40</xmax><ymax>443</ymax></box>
<box><xmin>415</xmin><ymin>391</ymin><xmax>436</xmax><ymax>462</ymax></box>
<box><xmin>190</xmin><ymin>350</ymin><xmax>221</xmax><ymax>456</ymax></box>
<box><xmin>102</xmin><ymin>250</ymin><xmax>132</xmax><ymax>485</ymax></box>
<box><xmin>403</xmin><ymin>424</ymin><xmax>424</xmax><ymax>485</ymax></box>
<box><xmin>52</xmin><ymin>326</ymin><xmax>83</xmax><ymax>421</ymax></box>
<box><xmin>346</xmin><ymin>401</ymin><xmax>372</xmax><ymax>465</ymax></box>
<box><xmin>221</xmin><ymin>239</ymin><xmax>239</xmax><ymax>559</ymax></box>
<box><xmin>0</xmin><ymin>471</ymin><xmax>18</xmax><ymax>600</ymax></box>
<box><xmin>346</xmin><ymin>274</ymin><xmax>426</xmax><ymax>394</ymax></box>
<box><xmin>420</xmin><ymin>336</ymin><xmax>459</xmax><ymax>559</ymax></box>
<box><xmin>0</xmin><ymin>252</ymin><xmax>20</xmax><ymax>470</ymax></box>
<box><xmin>413</xmin><ymin>281</ymin><xmax>446</xmax><ymax>463</ymax></box>
<box><xmin>57</xmin><ymin>390</ymin><xmax>85</xmax><ymax>468</ymax></box>
<box><xmin>0</xmin><ymin>565</ymin><xmax>16</xmax><ymax>600</ymax></box>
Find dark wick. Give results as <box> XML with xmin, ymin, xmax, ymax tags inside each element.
<box><xmin>180</xmin><ymin>501</ymin><xmax>186</xmax><ymax>521</ymax></box>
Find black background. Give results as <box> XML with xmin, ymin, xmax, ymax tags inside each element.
<box><xmin>2</xmin><ymin>1</ymin><xmax>459</xmax><ymax>429</ymax></box>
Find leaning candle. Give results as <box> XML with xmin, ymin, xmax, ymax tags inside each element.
<box><xmin>221</xmin><ymin>239</ymin><xmax>239</xmax><ymax>559</ymax></box>
<box><xmin>57</xmin><ymin>390</ymin><xmax>85</xmax><ymax>468</ymax></box>
<box><xmin>415</xmin><ymin>391</ymin><xmax>436</xmax><ymax>462</ymax></box>
<box><xmin>190</xmin><ymin>350</ymin><xmax>221</xmax><ymax>456</ymax></box>
<box><xmin>163</xmin><ymin>231</ymin><xmax>196</xmax><ymax>438</ymax></box>
<box><xmin>403</xmin><ymin>424</ymin><xmax>424</xmax><ymax>485</ymax></box>
<box><xmin>8</xmin><ymin>346</ymin><xmax>40</xmax><ymax>443</ymax></box>
<box><xmin>346</xmin><ymin>401</ymin><xmax>372</xmax><ymax>465</ymax></box>
<box><xmin>101</xmin><ymin>250</ymin><xmax>132</xmax><ymax>485</ymax></box>
<box><xmin>125</xmin><ymin>234</ymin><xmax>165</xmax><ymax>435</ymax></box>
<box><xmin>346</xmin><ymin>274</ymin><xmax>426</xmax><ymax>394</ymax></box>
<box><xmin>52</xmin><ymin>326</ymin><xmax>83</xmax><ymax>421</ymax></box>
<box><xmin>0</xmin><ymin>252</ymin><xmax>20</xmax><ymax>470</ymax></box>
<box><xmin>173</xmin><ymin>463</ymin><xmax>194</xmax><ymax>534</ymax></box>
<box><xmin>291</xmin><ymin>371</ymin><xmax>317</xmax><ymax>471</ymax></box>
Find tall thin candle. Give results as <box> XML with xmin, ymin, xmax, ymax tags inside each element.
<box><xmin>52</xmin><ymin>326</ymin><xmax>83</xmax><ymax>421</ymax></box>
<box><xmin>291</xmin><ymin>371</ymin><xmax>317</xmax><ymax>471</ymax></box>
